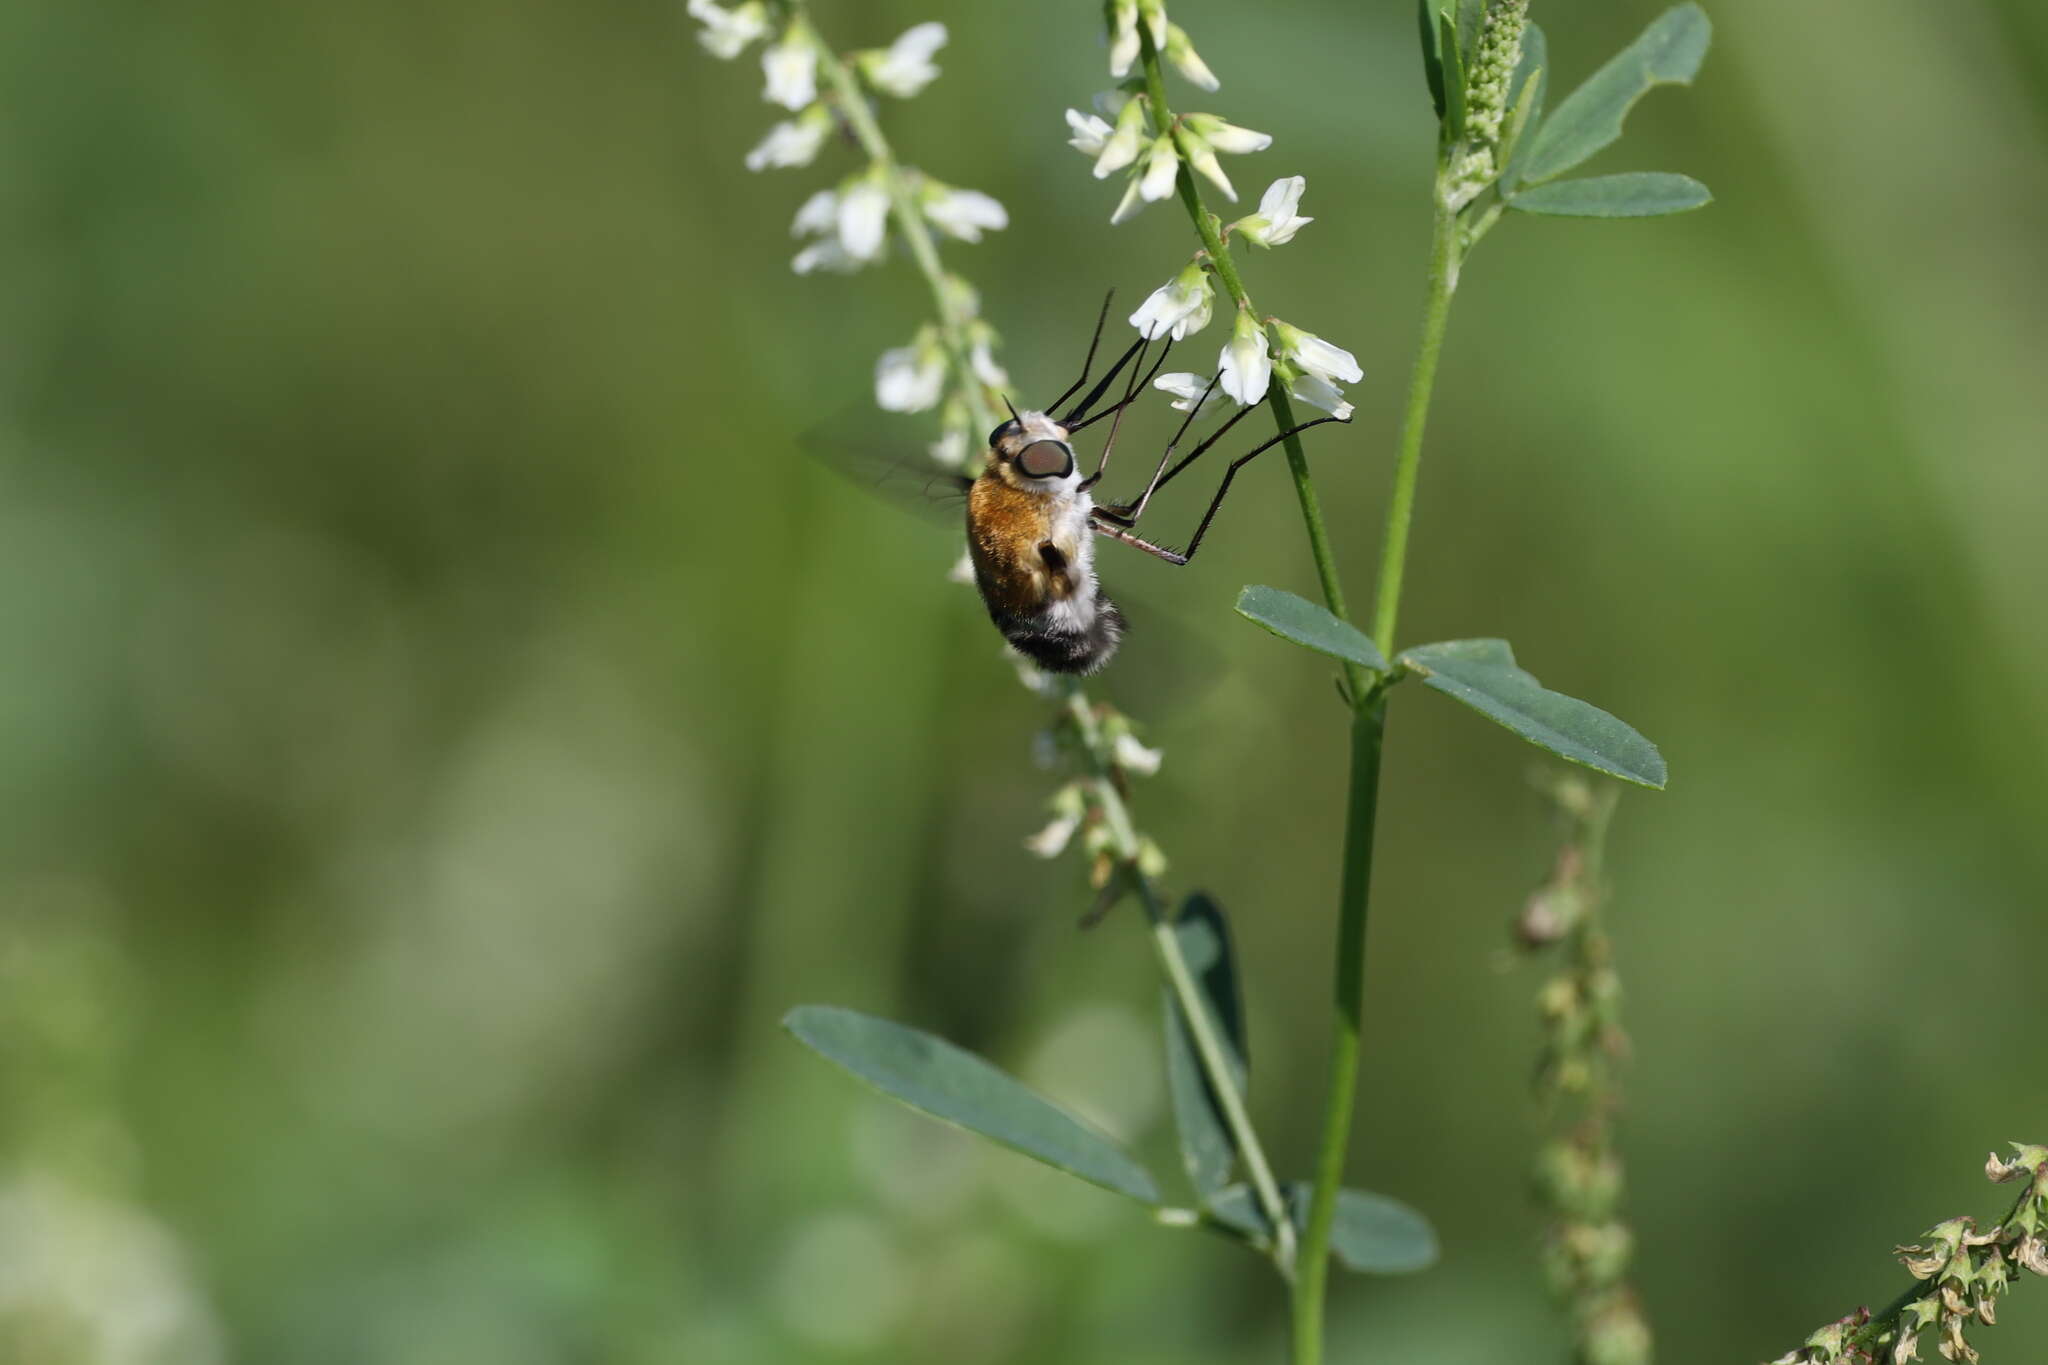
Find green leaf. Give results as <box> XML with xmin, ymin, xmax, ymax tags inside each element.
<box><xmin>1520</xmin><ymin>4</ymin><xmax>1711</xmax><ymax>186</ymax></box>
<box><xmin>1418</xmin><ymin>0</ymin><xmax>1446</xmax><ymax>118</ymax></box>
<box><xmin>1399</xmin><ymin>639</ymin><xmax>1667</xmax><ymax>788</ymax></box>
<box><xmin>1286</xmin><ymin>1184</ymin><xmax>1440</xmax><ymax>1274</ymax></box>
<box><xmin>784</xmin><ymin>1005</ymin><xmax>1160</xmax><ymax>1203</ymax></box>
<box><xmin>1438</xmin><ymin>11</ymin><xmax>1468</xmax><ymax>138</ymax></box>
<box><xmin>1161</xmin><ymin>894</ymin><xmax>1247</xmax><ymax>1199</ymax></box>
<box><xmin>1236</xmin><ymin>586</ymin><xmax>1388</xmax><ymax>671</ymax></box>
<box><xmin>1508</xmin><ymin>171</ymin><xmax>1712</xmax><ymax>217</ymax></box>
<box><xmin>1455</xmin><ymin>0</ymin><xmax>1486</xmax><ymax>64</ymax></box>
<box><xmin>1206</xmin><ymin>1184</ymin><xmax>1268</xmax><ymax>1240</ymax></box>
<box><xmin>1500</xmin><ymin>23</ymin><xmax>1549</xmax><ymax>187</ymax></box>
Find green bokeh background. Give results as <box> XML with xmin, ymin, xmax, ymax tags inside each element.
<box><xmin>4</xmin><ymin>1</ymin><xmax>2045</xmax><ymax>1361</ymax></box>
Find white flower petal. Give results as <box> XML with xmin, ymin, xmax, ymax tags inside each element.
<box><xmin>1137</xmin><ymin>137</ymin><xmax>1179</xmax><ymax>202</ymax></box>
<box><xmin>690</xmin><ymin>0</ymin><xmax>770</xmax><ymax>59</ymax></box>
<box><xmin>1113</xmin><ymin>732</ymin><xmax>1163</xmax><ymax>776</ymax></box>
<box><xmin>1108</xmin><ymin>0</ymin><xmax>1140</xmax><ymax>77</ymax></box>
<box><xmin>1192</xmin><ymin>116</ymin><xmax>1272</xmax><ymax>155</ymax></box>
<box><xmin>970</xmin><ymin>338</ymin><xmax>1008</xmax><ymax>388</ymax></box>
<box><xmin>1154</xmin><ymin>372</ymin><xmax>1227</xmax><ymax>421</ymax></box>
<box><xmin>761</xmin><ymin>31</ymin><xmax>818</xmax><ymax>110</ymax></box>
<box><xmin>875</xmin><ymin>344</ymin><xmax>945</xmax><ymax>412</ymax></box>
<box><xmin>1288</xmin><ymin>372</ymin><xmax>1353</xmax><ymax>421</ymax></box>
<box><xmin>837</xmin><ymin>181</ymin><xmax>891</xmax><ymax>260</ymax></box>
<box><xmin>791</xmin><ymin>238</ymin><xmax>859</xmax><ymax>274</ymax></box>
<box><xmin>923</xmin><ymin>188</ymin><xmax>1008</xmax><ymax>242</ymax></box>
<box><xmin>1109</xmin><ymin>174</ymin><xmax>1147</xmax><ymax>225</ymax></box>
<box><xmin>1218</xmin><ymin>313</ymin><xmax>1271</xmax><ymax>405</ymax></box>
<box><xmin>866</xmin><ymin>21</ymin><xmax>947</xmax><ymax>97</ymax></box>
<box><xmin>1127</xmin><ymin>263</ymin><xmax>1214</xmax><ymax>341</ymax></box>
<box><xmin>744</xmin><ymin>112</ymin><xmax>828</xmax><ymax>172</ymax></box>
<box><xmin>1065</xmin><ymin>109</ymin><xmax>1112</xmax><ymax>156</ymax></box>
<box><xmin>1164</xmin><ymin>24</ymin><xmax>1219</xmax><ymax>91</ymax></box>
<box><xmin>1184</xmin><ymin>141</ymin><xmax>1236</xmax><ymax>201</ymax></box>
<box><xmin>790</xmin><ymin>188</ymin><xmax>839</xmax><ymax>237</ymax></box>
<box><xmin>1092</xmin><ymin>99</ymin><xmax>1147</xmax><ymax>179</ymax></box>
<box><xmin>1285</xmin><ymin>328</ymin><xmax>1363</xmax><ymax>385</ymax></box>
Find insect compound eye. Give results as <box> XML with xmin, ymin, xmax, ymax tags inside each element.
<box><xmin>1016</xmin><ymin>440</ymin><xmax>1074</xmax><ymax>480</ymax></box>
<box><xmin>987</xmin><ymin>420</ymin><xmax>1016</xmax><ymax>448</ymax></box>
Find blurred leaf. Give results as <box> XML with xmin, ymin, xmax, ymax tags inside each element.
<box><xmin>1161</xmin><ymin>893</ymin><xmax>1247</xmax><ymax>1199</ymax></box>
<box><xmin>1236</xmin><ymin>586</ymin><xmax>1388</xmax><ymax>671</ymax></box>
<box><xmin>1520</xmin><ymin>4</ymin><xmax>1711</xmax><ymax>186</ymax></box>
<box><xmin>784</xmin><ymin>1006</ymin><xmax>1160</xmax><ymax>1203</ymax></box>
<box><xmin>1509</xmin><ymin>172</ymin><xmax>1712</xmax><ymax>217</ymax></box>
<box><xmin>1399</xmin><ymin>639</ymin><xmax>1667</xmax><ymax>788</ymax></box>
<box><xmin>1500</xmin><ymin>23</ymin><xmax>1549</xmax><ymax>186</ymax></box>
<box><xmin>1419</xmin><ymin>0</ymin><xmax>1447</xmax><ymax>117</ymax></box>
<box><xmin>1207</xmin><ymin>1184</ymin><xmax>1268</xmax><ymax>1240</ymax></box>
<box><xmin>1285</xmin><ymin>1184</ymin><xmax>1440</xmax><ymax>1274</ymax></box>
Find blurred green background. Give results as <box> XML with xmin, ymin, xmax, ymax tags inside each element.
<box><xmin>3</xmin><ymin>0</ymin><xmax>2046</xmax><ymax>1361</ymax></box>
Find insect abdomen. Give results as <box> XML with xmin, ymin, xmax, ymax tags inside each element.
<box><xmin>988</xmin><ymin>594</ymin><xmax>1125</xmax><ymax>675</ymax></box>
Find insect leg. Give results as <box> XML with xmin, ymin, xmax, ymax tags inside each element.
<box><xmin>1044</xmin><ymin>290</ymin><xmax>1116</xmax><ymax>415</ymax></box>
<box><xmin>1077</xmin><ymin>336</ymin><xmax>1176</xmax><ymax>491</ymax></box>
<box><xmin>1092</xmin><ymin>519</ymin><xmax>1190</xmax><ymax>565</ymax></box>
<box><xmin>1095</xmin><ymin>416</ymin><xmax>1347</xmax><ymax>563</ymax></box>
<box><xmin>1089</xmin><ymin>373</ymin><xmax>1229</xmax><ymax>517</ymax></box>
<box><xmin>1061</xmin><ymin>335</ymin><xmax>1148</xmax><ymax>426</ymax></box>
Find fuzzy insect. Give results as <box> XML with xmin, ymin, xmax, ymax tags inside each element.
<box><xmin>963</xmin><ymin>296</ymin><xmax>1344</xmax><ymax>675</ymax></box>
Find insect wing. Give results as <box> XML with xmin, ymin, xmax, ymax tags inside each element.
<box><xmin>798</xmin><ymin>416</ymin><xmax>973</xmax><ymax>529</ymax></box>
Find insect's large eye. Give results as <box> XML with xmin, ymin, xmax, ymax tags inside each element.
<box><xmin>1017</xmin><ymin>440</ymin><xmax>1073</xmax><ymax>479</ymax></box>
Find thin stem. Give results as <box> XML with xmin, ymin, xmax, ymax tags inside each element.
<box><xmin>807</xmin><ymin>14</ymin><xmax>997</xmax><ymax>434</ymax></box>
<box><xmin>1371</xmin><ymin>200</ymin><xmax>1462</xmax><ymax>653</ymax></box>
<box><xmin>1135</xmin><ymin>31</ymin><xmax>1359</xmax><ymax>694</ymax></box>
<box><xmin>1062</xmin><ymin>686</ymin><xmax>1297</xmax><ymax>1272</ymax></box>
<box><xmin>1290</xmin><ymin>699</ymin><xmax>1385</xmax><ymax>1365</ymax></box>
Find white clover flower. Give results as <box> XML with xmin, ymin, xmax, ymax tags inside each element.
<box><xmin>1025</xmin><ymin>809</ymin><xmax>1082</xmax><ymax>858</ymax></box>
<box><xmin>1091</xmin><ymin>97</ymin><xmax>1148</xmax><ymax>179</ymax></box>
<box><xmin>1137</xmin><ymin>0</ymin><xmax>1169</xmax><ymax>48</ymax></box>
<box><xmin>791</xmin><ymin>237</ymin><xmax>859</xmax><ymax>274</ymax></box>
<box><xmin>1273</xmin><ymin>321</ymin><xmax>1363</xmax><ymax>385</ymax></box>
<box><xmin>745</xmin><ymin>106</ymin><xmax>831</xmax><ymax>172</ymax></box>
<box><xmin>1178</xmin><ymin>130</ymin><xmax>1237</xmax><ymax>200</ymax></box>
<box><xmin>1288</xmin><ymin>372</ymin><xmax>1354</xmax><ymax>421</ymax></box>
<box><xmin>970</xmin><ymin>334</ymin><xmax>1008</xmax><ymax>388</ymax></box>
<box><xmin>1231</xmin><ymin>176</ymin><xmax>1313</xmax><ymax>247</ymax></box>
<box><xmin>837</xmin><ymin>178</ymin><xmax>891</xmax><ymax>261</ymax></box>
<box><xmin>1163</xmin><ymin>23</ymin><xmax>1219</xmax><ymax>91</ymax></box>
<box><xmin>1107</xmin><ymin>0</ymin><xmax>1141</xmax><ymax>77</ymax></box>
<box><xmin>689</xmin><ymin>0</ymin><xmax>770</xmax><ymax>60</ymax></box>
<box><xmin>1155</xmin><ymin>372</ymin><xmax>1228</xmax><ymax>421</ymax></box>
<box><xmin>1113</xmin><ymin>732</ymin><xmax>1163</xmax><ymax>777</ymax></box>
<box><xmin>790</xmin><ymin>188</ymin><xmax>839</xmax><ymax>237</ymax></box>
<box><xmin>1183</xmin><ymin>113</ymin><xmax>1272</xmax><ymax>155</ymax></box>
<box><xmin>1218</xmin><ymin>310</ymin><xmax>1272</xmax><ymax>405</ymax></box>
<box><xmin>1138</xmin><ymin>135</ymin><xmax>1180</xmax><ymax>202</ymax></box>
<box><xmin>1110</xmin><ymin>174</ymin><xmax>1147</xmax><ymax>226</ymax></box>
<box><xmin>921</xmin><ymin>184</ymin><xmax>1008</xmax><ymax>242</ymax></box>
<box><xmin>1065</xmin><ymin>108</ymin><xmax>1113</xmax><ymax>156</ymax></box>
<box><xmin>859</xmin><ymin>21</ymin><xmax>947</xmax><ymax>98</ymax></box>
<box><xmin>761</xmin><ymin>22</ymin><xmax>818</xmax><ymax>110</ymax></box>
<box><xmin>876</xmin><ymin>332</ymin><xmax>946</xmax><ymax>412</ymax></box>
<box><xmin>1129</xmin><ymin>259</ymin><xmax>1214</xmax><ymax>341</ymax></box>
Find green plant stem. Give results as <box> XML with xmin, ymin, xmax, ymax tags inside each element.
<box><xmin>808</xmin><ymin>15</ymin><xmax>995</xmax><ymax>433</ymax></box>
<box><xmin>1063</xmin><ymin>685</ymin><xmax>1298</xmax><ymax>1273</ymax></box>
<box><xmin>1135</xmin><ymin>33</ymin><xmax>1357</xmax><ymax>690</ymax></box>
<box><xmin>1372</xmin><ymin>200</ymin><xmax>1462</xmax><ymax>652</ymax></box>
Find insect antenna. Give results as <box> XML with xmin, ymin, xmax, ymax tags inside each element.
<box><xmin>1065</xmin><ymin>338</ymin><xmax>1174</xmax><ymax>434</ymax></box>
<box><xmin>1044</xmin><ymin>290</ymin><xmax>1117</xmax><ymax>415</ymax></box>
<box><xmin>1001</xmin><ymin>394</ymin><xmax>1020</xmax><ymax>421</ymax></box>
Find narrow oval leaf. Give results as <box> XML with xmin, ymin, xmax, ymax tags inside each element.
<box><xmin>1509</xmin><ymin>172</ymin><xmax>1712</xmax><ymax>217</ymax></box>
<box><xmin>1438</xmin><ymin>11</ymin><xmax>1468</xmax><ymax>138</ymax></box>
<box><xmin>1236</xmin><ymin>586</ymin><xmax>1388</xmax><ymax>671</ymax></box>
<box><xmin>1418</xmin><ymin>0</ymin><xmax>1447</xmax><ymax>118</ymax></box>
<box><xmin>1500</xmin><ymin>23</ymin><xmax>1549</xmax><ymax>186</ymax></box>
<box><xmin>1455</xmin><ymin>0</ymin><xmax>1486</xmax><ymax>64</ymax></box>
<box><xmin>784</xmin><ymin>1005</ymin><xmax>1160</xmax><ymax>1203</ymax></box>
<box><xmin>1520</xmin><ymin>4</ymin><xmax>1711</xmax><ymax>185</ymax></box>
<box><xmin>1286</xmin><ymin>1184</ymin><xmax>1439</xmax><ymax>1274</ymax></box>
<box><xmin>1162</xmin><ymin>894</ymin><xmax>1248</xmax><ymax>1199</ymax></box>
<box><xmin>1399</xmin><ymin>639</ymin><xmax>1667</xmax><ymax>788</ymax></box>
<box><xmin>1206</xmin><ymin>1184</ymin><xmax>1269</xmax><ymax>1240</ymax></box>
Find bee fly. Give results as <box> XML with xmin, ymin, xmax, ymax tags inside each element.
<box><xmin>966</xmin><ymin>294</ymin><xmax>1344</xmax><ymax>675</ymax></box>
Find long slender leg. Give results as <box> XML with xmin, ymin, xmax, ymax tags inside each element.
<box><xmin>1078</xmin><ymin>337</ymin><xmax>1175</xmax><ymax>491</ymax></box>
<box><xmin>1067</xmin><ymin>340</ymin><xmax>1174</xmax><ymax>436</ymax></box>
<box><xmin>1044</xmin><ymin>290</ymin><xmax>1116</xmax><ymax>415</ymax></box>
<box><xmin>1090</xmin><ymin>373</ymin><xmax>1227</xmax><ymax>514</ymax></box>
<box><xmin>1094</xmin><ymin>388</ymin><xmax>1259</xmax><ymax>522</ymax></box>
<box><xmin>1090</xmin><ymin>417</ymin><xmax>1345</xmax><ymax>563</ymax></box>
<box><xmin>1062</xmin><ymin>335</ymin><xmax>1147</xmax><ymax>426</ymax></box>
